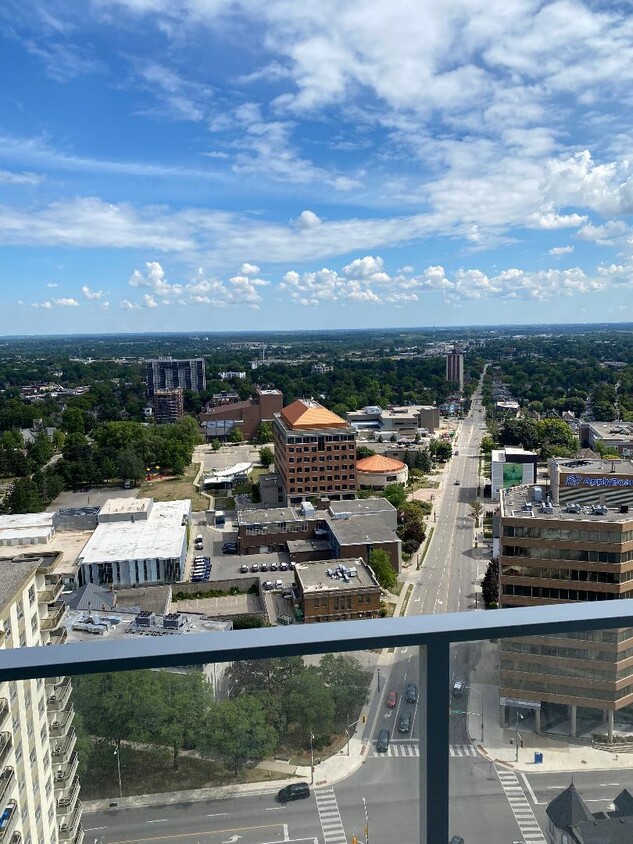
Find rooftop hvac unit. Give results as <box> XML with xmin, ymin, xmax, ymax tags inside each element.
<box><xmin>135</xmin><ymin>610</ymin><xmax>155</xmax><ymax>627</ymax></box>
<box><xmin>163</xmin><ymin>613</ymin><xmax>186</xmax><ymax>630</ymax></box>
<box><xmin>621</xmin><ymin>505</ymin><xmax>630</xmax><ymax>514</ymax></box>
<box><xmin>532</xmin><ymin>486</ymin><xmax>543</xmax><ymax>503</ymax></box>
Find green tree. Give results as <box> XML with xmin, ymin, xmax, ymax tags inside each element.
<box><xmin>211</xmin><ymin>439</ymin><xmax>222</xmax><ymax>451</ymax></box>
<box><xmin>382</xmin><ymin>483</ymin><xmax>406</xmax><ymax>509</ymax></box>
<box><xmin>317</xmin><ymin>655</ymin><xmax>370</xmax><ymax>727</ymax></box>
<box><xmin>116</xmin><ymin>448</ymin><xmax>145</xmax><ymax>484</ymax></box>
<box><xmin>254</xmin><ymin>422</ymin><xmax>273</xmax><ymax>444</ymax></box>
<box><xmin>61</xmin><ymin>406</ymin><xmax>87</xmax><ymax>434</ymax></box>
<box><xmin>282</xmin><ymin>669</ymin><xmax>335</xmax><ymax>743</ymax></box>
<box><xmin>356</xmin><ymin>446</ymin><xmax>375</xmax><ymax>460</ymax></box>
<box><xmin>469</xmin><ymin>499</ymin><xmax>484</xmax><ymax>528</ymax></box>
<box><xmin>430</xmin><ymin>439</ymin><xmax>452</xmax><ymax>461</ymax></box>
<box><xmin>227</xmin><ymin>657</ymin><xmax>305</xmax><ymax>697</ymax></box>
<box><xmin>2</xmin><ymin>477</ymin><xmax>42</xmax><ymax>514</ymax></box>
<box><xmin>203</xmin><ymin>695</ymin><xmax>278</xmax><ymax>777</ymax></box>
<box><xmin>481</xmin><ymin>558</ymin><xmax>499</xmax><ymax>608</ymax></box>
<box><xmin>229</xmin><ymin>426</ymin><xmax>244</xmax><ymax>443</ymax></box>
<box><xmin>389</xmin><ymin>433</ymin><xmax>398</xmax><ymax>443</ymax></box>
<box><xmin>414</xmin><ymin>448</ymin><xmax>431</xmax><ymax>472</ymax></box>
<box><xmin>259</xmin><ymin>446</ymin><xmax>274</xmax><ymax>468</ymax></box>
<box><xmin>28</xmin><ymin>431</ymin><xmax>54</xmax><ymax>467</ymax></box>
<box><xmin>480</xmin><ymin>435</ymin><xmax>496</xmax><ymax>454</ymax></box>
<box><xmin>368</xmin><ymin>548</ymin><xmax>397</xmax><ymax>590</ymax></box>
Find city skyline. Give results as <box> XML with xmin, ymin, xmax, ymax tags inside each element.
<box><xmin>2</xmin><ymin>1</ymin><xmax>633</xmax><ymax>334</ymax></box>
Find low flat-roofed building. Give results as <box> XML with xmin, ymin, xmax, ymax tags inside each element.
<box><xmin>286</xmin><ymin>538</ymin><xmax>332</xmax><ymax>563</ymax></box>
<box><xmin>237</xmin><ymin>498</ymin><xmax>401</xmax><ymax>570</ymax></box>
<box><xmin>347</xmin><ymin>404</ymin><xmax>440</xmax><ymax>435</ymax></box>
<box><xmin>65</xmin><ymin>608</ymin><xmax>232</xmax><ymax>697</ymax></box>
<box><xmin>550</xmin><ymin>456</ymin><xmax>633</xmax><ymax>508</ymax></box>
<box><xmin>499</xmin><ymin>483</ymin><xmax>633</xmax><ymax>739</ymax></box>
<box><xmin>581</xmin><ymin>420</ymin><xmax>633</xmax><ymax>457</ymax></box>
<box><xmin>294</xmin><ymin>557</ymin><xmax>381</xmax><ymax>623</ymax></box>
<box><xmin>0</xmin><ymin>511</ymin><xmax>55</xmax><ymax>546</ymax></box>
<box><xmin>77</xmin><ymin>498</ymin><xmax>191</xmax><ymax>587</ymax></box>
<box><xmin>491</xmin><ymin>446</ymin><xmax>538</xmax><ymax>500</ymax></box>
<box><xmin>259</xmin><ymin>473</ymin><xmax>285</xmax><ymax>507</ymax></box>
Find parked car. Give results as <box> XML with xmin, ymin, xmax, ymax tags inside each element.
<box><xmin>251</xmin><ymin>563</ymin><xmax>260</xmax><ymax>573</ymax></box>
<box><xmin>405</xmin><ymin>683</ymin><xmax>418</xmax><ymax>704</ymax></box>
<box><xmin>449</xmin><ymin>837</ymin><xmax>464</xmax><ymax>844</ymax></box>
<box><xmin>263</xmin><ymin>580</ymin><xmax>274</xmax><ymax>591</ymax></box>
<box><xmin>280</xmin><ymin>562</ymin><xmax>289</xmax><ymax>571</ymax></box>
<box><xmin>277</xmin><ymin>782</ymin><xmax>310</xmax><ymax>802</ymax></box>
<box><xmin>222</xmin><ymin>542</ymin><xmax>238</xmax><ymax>554</ymax></box>
<box><xmin>269</xmin><ymin>562</ymin><xmax>278</xmax><ymax>571</ymax></box>
<box><xmin>260</xmin><ymin>563</ymin><xmax>269</xmax><ymax>572</ymax></box>
<box><xmin>452</xmin><ymin>680</ymin><xmax>465</xmax><ymax>696</ymax></box>
<box><xmin>376</xmin><ymin>728</ymin><xmax>390</xmax><ymax>752</ymax></box>
<box><xmin>398</xmin><ymin>713</ymin><xmax>411</xmax><ymax>733</ymax></box>
<box><xmin>240</xmin><ymin>564</ymin><xmax>249</xmax><ymax>573</ymax></box>
<box><xmin>453</xmin><ymin>479</ymin><xmax>460</xmax><ymax>485</ymax></box>
<box><xmin>282</xmin><ymin>590</ymin><xmax>294</xmax><ymax>600</ymax></box>
<box><xmin>386</xmin><ymin>689</ymin><xmax>398</xmax><ymax>708</ymax></box>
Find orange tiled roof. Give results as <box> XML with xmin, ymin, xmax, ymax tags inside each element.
<box><xmin>281</xmin><ymin>399</ymin><xmax>348</xmax><ymax>429</ymax></box>
<box><xmin>356</xmin><ymin>454</ymin><xmax>406</xmax><ymax>473</ymax></box>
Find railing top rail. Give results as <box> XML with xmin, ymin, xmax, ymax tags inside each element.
<box><xmin>0</xmin><ymin>599</ymin><xmax>631</xmax><ymax>680</ymax></box>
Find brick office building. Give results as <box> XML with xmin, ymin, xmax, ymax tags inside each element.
<box><xmin>273</xmin><ymin>399</ymin><xmax>357</xmax><ymax>505</ymax></box>
<box><xmin>499</xmin><ymin>484</ymin><xmax>633</xmax><ymax>739</ymax></box>
<box><xmin>199</xmin><ymin>386</ymin><xmax>283</xmax><ymax>441</ymax></box>
<box><xmin>152</xmin><ymin>387</ymin><xmax>184</xmax><ymax>423</ymax></box>
<box><xmin>294</xmin><ymin>558</ymin><xmax>381</xmax><ymax>623</ymax></box>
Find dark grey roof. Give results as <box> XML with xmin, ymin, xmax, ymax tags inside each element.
<box><xmin>326</xmin><ymin>514</ymin><xmax>400</xmax><ymax>546</ymax></box>
<box><xmin>573</xmin><ymin>815</ymin><xmax>633</xmax><ymax>844</ymax></box>
<box><xmin>546</xmin><ymin>783</ymin><xmax>594</xmax><ymax>830</ymax></box>
<box><xmin>612</xmin><ymin>788</ymin><xmax>633</xmax><ymax>817</ymax></box>
<box><xmin>63</xmin><ymin>583</ymin><xmax>115</xmax><ymax>612</ymax></box>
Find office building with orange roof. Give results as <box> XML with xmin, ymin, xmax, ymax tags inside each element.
<box><xmin>273</xmin><ymin>399</ymin><xmax>358</xmax><ymax>505</ymax></box>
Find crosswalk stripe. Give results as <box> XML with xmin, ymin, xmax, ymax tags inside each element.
<box><xmin>370</xmin><ymin>741</ymin><xmax>479</xmax><ymax>758</ymax></box>
<box><xmin>495</xmin><ymin>765</ymin><xmax>546</xmax><ymax>843</ymax></box>
<box><xmin>315</xmin><ymin>787</ymin><xmax>347</xmax><ymax>844</ymax></box>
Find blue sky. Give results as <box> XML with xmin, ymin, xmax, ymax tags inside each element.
<box><xmin>2</xmin><ymin>0</ymin><xmax>633</xmax><ymax>334</ymax></box>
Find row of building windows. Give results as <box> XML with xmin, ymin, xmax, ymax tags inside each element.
<box><xmin>312</xmin><ymin>595</ymin><xmax>373</xmax><ymax>608</ymax></box>
<box><xmin>501</xmin><ymin>657</ymin><xmax>618</xmax><ymax>681</ymax></box>
<box><xmin>289</xmin><ymin>471</ymin><xmax>352</xmax><ymax>480</ymax></box>
<box><xmin>502</xmin><ymin>639</ymin><xmax>633</xmax><ymax>663</ymax></box>
<box><xmin>503</xmin><ymin>585</ymin><xmax>625</xmax><ymax>600</ymax></box>
<box><xmin>503</xmin><ymin>566</ymin><xmax>622</xmax><ymax>583</ymax></box>
<box><xmin>502</xmin><ymin>545</ymin><xmax>628</xmax><ymax>564</ymax></box>
<box><xmin>503</xmin><ymin>526</ymin><xmax>633</xmax><ymax>542</ymax></box>
<box><xmin>287</xmin><ymin>435</ymin><xmax>355</xmax><ymax>444</ymax></box>
<box><xmin>289</xmin><ymin>484</ymin><xmax>352</xmax><ymax>492</ymax></box>
<box><xmin>502</xmin><ymin>677</ymin><xmax>633</xmax><ymax>701</ymax></box>
<box><xmin>288</xmin><ymin>457</ymin><xmax>352</xmax><ymax>465</ymax></box>
<box><xmin>245</xmin><ymin>523</ymin><xmax>309</xmax><ymax>535</ymax></box>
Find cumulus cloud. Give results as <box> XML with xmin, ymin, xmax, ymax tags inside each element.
<box><xmin>81</xmin><ymin>285</ymin><xmax>104</xmax><ymax>300</ymax></box>
<box><xmin>52</xmin><ymin>297</ymin><xmax>79</xmax><ymax>306</ymax></box>
<box><xmin>528</xmin><ymin>212</ymin><xmax>588</xmax><ymax>230</ymax></box>
<box><xmin>549</xmin><ymin>246</ymin><xmax>574</xmax><ymax>256</ymax></box>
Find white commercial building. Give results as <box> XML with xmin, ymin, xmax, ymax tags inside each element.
<box><xmin>0</xmin><ymin>512</ymin><xmax>55</xmax><ymax>547</ymax></box>
<box><xmin>491</xmin><ymin>446</ymin><xmax>538</xmax><ymax>500</ymax></box>
<box><xmin>77</xmin><ymin>498</ymin><xmax>191</xmax><ymax>587</ymax></box>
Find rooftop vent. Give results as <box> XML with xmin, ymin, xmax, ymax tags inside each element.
<box><xmin>620</xmin><ymin>505</ymin><xmax>630</xmax><ymax>514</ymax></box>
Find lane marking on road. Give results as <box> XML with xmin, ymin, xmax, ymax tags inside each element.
<box><xmin>520</xmin><ymin>773</ymin><xmax>539</xmax><ymax>806</ymax></box>
<box><xmin>207</xmin><ymin>813</ymin><xmax>228</xmax><ymax>818</ymax></box>
<box><xmin>106</xmin><ymin>822</ymin><xmax>282</xmax><ymax>844</ymax></box>
<box><xmin>314</xmin><ymin>787</ymin><xmax>347</xmax><ymax>844</ymax></box>
<box><xmin>147</xmin><ymin>819</ymin><xmax>168</xmax><ymax>823</ymax></box>
<box><xmin>497</xmin><ymin>769</ymin><xmax>546</xmax><ymax>843</ymax></box>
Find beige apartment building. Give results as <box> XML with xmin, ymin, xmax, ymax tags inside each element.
<box><xmin>499</xmin><ymin>485</ymin><xmax>633</xmax><ymax>739</ymax></box>
<box><xmin>0</xmin><ymin>551</ymin><xmax>82</xmax><ymax>844</ymax></box>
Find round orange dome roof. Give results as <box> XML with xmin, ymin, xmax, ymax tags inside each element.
<box><xmin>356</xmin><ymin>454</ymin><xmax>406</xmax><ymax>473</ymax></box>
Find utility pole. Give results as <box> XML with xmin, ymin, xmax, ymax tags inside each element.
<box><xmin>515</xmin><ymin>712</ymin><xmax>523</xmax><ymax>762</ymax></box>
<box><xmin>310</xmin><ymin>732</ymin><xmax>315</xmax><ymax>785</ymax></box>
<box><xmin>377</xmin><ymin>668</ymin><xmax>381</xmax><ymax>692</ymax></box>
<box><xmin>114</xmin><ymin>739</ymin><xmax>123</xmax><ymax>799</ymax></box>
<box><xmin>362</xmin><ymin>796</ymin><xmax>370</xmax><ymax>844</ymax></box>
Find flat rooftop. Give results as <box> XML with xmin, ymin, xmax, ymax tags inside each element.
<box><xmin>295</xmin><ymin>558</ymin><xmax>379</xmax><ymax>591</ymax></box>
<box><xmin>238</xmin><ymin>507</ymin><xmax>305</xmax><ymax>526</ymax></box>
<box><xmin>98</xmin><ymin>498</ymin><xmax>153</xmax><ymax>519</ymax></box>
<box><xmin>286</xmin><ymin>539</ymin><xmax>331</xmax><ymax>555</ymax></box>
<box><xmin>65</xmin><ymin>610</ymin><xmax>231</xmax><ymax>643</ymax></box>
<box><xmin>587</xmin><ymin>422</ymin><xmax>633</xmax><ymax>439</ymax></box>
<box><xmin>0</xmin><ymin>512</ymin><xmax>54</xmax><ymax>530</ymax></box>
<box><xmin>327</xmin><ymin>515</ymin><xmax>401</xmax><ymax>545</ymax></box>
<box><xmin>501</xmin><ymin>485</ymin><xmax>633</xmax><ymax>523</ymax></box>
<box><xmin>552</xmin><ymin>457</ymin><xmax>633</xmax><ymax>475</ymax></box>
<box><xmin>328</xmin><ymin>498</ymin><xmax>396</xmax><ymax>517</ymax></box>
<box><xmin>78</xmin><ymin>500</ymin><xmax>190</xmax><ymax>564</ymax></box>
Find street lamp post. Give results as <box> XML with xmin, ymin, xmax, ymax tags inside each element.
<box><xmin>310</xmin><ymin>732</ymin><xmax>315</xmax><ymax>785</ymax></box>
<box><xmin>114</xmin><ymin>739</ymin><xmax>123</xmax><ymax>799</ymax></box>
<box><xmin>515</xmin><ymin>711</ymin><xmax>524</xmax><ymax>762</ymax></box>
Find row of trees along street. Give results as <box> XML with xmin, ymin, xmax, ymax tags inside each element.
<box><xmin>73</xmin><ymin>654</ymin><xmax>370</xmax><ymax>796</ymax></box>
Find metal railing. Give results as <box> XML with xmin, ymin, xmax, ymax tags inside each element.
<box><xmin>0</xmin><ymin>769</ymin><xmax>14</xmax><ymax>809</ymax></box>
<box><xmin>40</xmin><ymin>602</ymin><xmax>65</xmax><ymax>631</ymax></box>
<box><xmin>1</xmin><ymin>599</ymin><xmax>632</xmax><ymax>843</ymax></box>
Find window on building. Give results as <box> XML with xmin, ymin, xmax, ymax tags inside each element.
<box><xmin>28</xmin><ymin>585</ymin><xmax>36</xmax><ymax>605</ymax></box>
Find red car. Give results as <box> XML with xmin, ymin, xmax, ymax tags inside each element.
<box><xmin>386</xmin><ymin>690</ymin><xmax>398</xmax><ymax>708</ymax></box>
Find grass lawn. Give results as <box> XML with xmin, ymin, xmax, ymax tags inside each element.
<box><xmin>80</xmin><ymin>742</ymin><xmax>276</xmax><ymax>799</ymax></box>
<box><xmin>249</xmin><ymin>466</ymin><xmax>269</xmax><ymax>482</ymax></box>
<box><xmin>139</xmin><ymin>463</ymin><xmax>209</xmax><ymax>510</ymax></box>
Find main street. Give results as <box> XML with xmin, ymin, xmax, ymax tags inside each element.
<box><xmin>85</xmin><ymin>385</ymin><xmax>529</xmax><ymax>844</ymax></box>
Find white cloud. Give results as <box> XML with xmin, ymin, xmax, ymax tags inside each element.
<box><xmin>549</xmin><ymin>246</ymin><xmax>574</xmax><ymax>256</ymax></box>
<box><xmin>132</xmin><ymin>59</ymin><xmax>212</xmax><ymax>122</ymax></box>
<box><xmin>577</xmin><ymin>220</ymin><xmax>629</xmax><ymax>246</ymax></box>
<box><xmin>142</xmin><ymin>293</ymin><xmax>157</xmax><ymax>308</ymax></box>
<box><xmin>46</xmin><ymin>282</ymin><xmax>58</xmax><ymax>288</ymax></box>
<box><xmin>51</xmin><ymin>297</ymin><xmax>79</xmax><ymax>306</ymax></box>
<box><xmin>0</xmin><ymin>169</ymin><xmax>41</xmax><ymax>185</ymax></box>
<box><xmin>240</xmin><ymin>263</ymin><xmax>260</xmax><ymax>276</ymax></box>
<box><xmin>119</xmin><ymin>299</ymin><xmax>137</xmax><ymax>310</ymax></box>
<box><xmin>295</xmin><ymin>210</ymin><xmax>321</xmax><ymax>229</ymax></box>
<box><xmin>31</xmin><ymin>300</ymin><xmax>53</xmax><ymax>309</ymax></box>
<box><xmin>528</xmin><ymin>212</ymin><xmax>588</xmax><ymax>230</ymax></box>
<box><xmin>81</xmin><ymin>285</ymin><xmax>104</xmax><ymax>300</ymax></box>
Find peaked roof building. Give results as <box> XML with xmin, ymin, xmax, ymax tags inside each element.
<box><xmin>546</xmin><ymin>782</ymin><xmax>633</xmax><ymax>844</ymax></box>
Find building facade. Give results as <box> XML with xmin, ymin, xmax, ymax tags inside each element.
<box><xmin>273</xmin><ymin>399</ymin><xmax>357</xmax><ymax>505</ymax></box>
<box><xmin>550</xmin><ymin>457</ymin><xmax>633</xmax><ymax>508</ymax></box>
<box><xmin>199</xmin><ymin>387</ymin><xmax>283</xmax><ymax>441</ymax></box>
<box><xmin>356</xmin><ymin>454</ymin><xmax>408</xmax><ymax>489</ymax></box>
<box><xmin>294</xmin><ymin>558</ymin><xmax>381</xmax><ymax>623</ymax></box>
<box><xmin>491</xmin><ymin>446</ymin><xmax>537</xmax><ymax>500</ymax></box>
<box><xmin>0</xmin><ymin>551</ymin><xmax>82</xmax><ymax>844</ymax></box>
<box><xmin>499</xmin><ymin>484</ymin><xmax>633</xmax><ymax>738</ymax></box>
<box><xmin>445</xmin><ymin>347</ymin><xmax>464</xmax><ymax>392</ymax></box>
<box><xmin>152</xmin><ymin>387</ymin><xmax>184</xmax><ymax>424</ymax></box>
<box><xmin>146</xmin><ymin>358</ymin><xmax>206</xmax><ymax>397</ymax></box>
